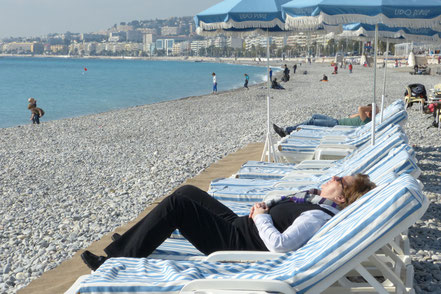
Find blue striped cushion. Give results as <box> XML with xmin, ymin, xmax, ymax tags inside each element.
<box><xmin>77</xmin><ymin>174</ymin><xmax>427</xmax><ymax>294</ymax></box>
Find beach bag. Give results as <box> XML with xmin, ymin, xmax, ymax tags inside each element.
<box><xmin>404</xmin><ymin>83</ymin><xmax>427</xmax><ymax>99</ymax></box>
<box><xmin>37</xmin><ymin>107</ymin><xmax>45</xmax><ymax>117</ymax></box>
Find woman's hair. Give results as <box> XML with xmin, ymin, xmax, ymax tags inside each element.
<box><xmin>340</xmin><ymin>174</ymin><xmax>376</xmax><ymax>209</ymax></box>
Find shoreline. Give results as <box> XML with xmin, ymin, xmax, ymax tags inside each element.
<box><xmin>1</xmin><ymin>63</ymin><xmax>441</xmax><ymax>293</ymax></box>
<box><xmin>1</xmin><ymin>57</ymin><xmax>284</xmax><ymax>130</ymax></box>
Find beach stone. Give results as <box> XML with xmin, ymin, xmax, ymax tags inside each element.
<box><xmin>15</xmin><ymin>273</ymin><xmax>26</xmax><ymax>280</ymax></box>
<box><xmin>1</xmin><ymin>62</ymin><xmax>441</xmax><ymax>293</ymax></box>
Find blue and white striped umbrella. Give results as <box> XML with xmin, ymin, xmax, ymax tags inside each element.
<box><xmin>282</xmin><ymin>0</ymin><xmax>441</xmax><ymax>30</ymax></box>
<box><xmin>195</xmin><ymin>0</ymin><xmax>295</xmax><ymax>163</ymax></box>
<box><xmin>281</xmin><ymin>0</ymin><xmax>441</xmax><ymax>145</ymax></box>
<box><xmin>195</xmin><ymin>0</ymin><xmax>290</xmax><ymax>31</ymax></box>
<box><xmin>341</xmin><ymin>23</ymin><xmax>441</xmax><ymax>42</ymax></box>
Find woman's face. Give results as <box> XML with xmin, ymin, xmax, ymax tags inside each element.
<box><xmin>321</xmin><ymin>175</ymin><xmax>355</xmax><ymax>205</ymax></box>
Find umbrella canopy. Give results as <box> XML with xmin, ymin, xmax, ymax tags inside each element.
<box><xmin>282</xmin><ymin>0</ymin><xmax>441</xmax><ymax>30</ymax></box>
<box><xmin>195</xmin><ymin>0</ymin><xmax>295</xmax><ymax>163</ymax></box>
<box><xmin>341</xmin><ymin>23</ymin><xmax>441</xmax><ymax>42</ymax></box>
<box><xmin>195</xmin><ymin>0</ymin><xmax>291</xmax><ymax>31</ymax></box>
<box><xmin>282</xmin><ymin>0</ymin><xmax>441</xmax><ymax>145</ymax></box>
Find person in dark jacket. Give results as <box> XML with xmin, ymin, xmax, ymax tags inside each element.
<box><xmin>81</xmin><ymin>174</ymin><xmax>375</xmax><ymax>271</ymax></box>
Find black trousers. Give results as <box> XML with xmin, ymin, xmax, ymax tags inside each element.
<box><xmin>104</xmin><ymin>185</ymin><xmax>267</xmax><ymax>258</ymax></box>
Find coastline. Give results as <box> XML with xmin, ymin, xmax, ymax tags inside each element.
<box><xmin>2</xmin><ymin>62</ymin><xmax>441</xmax><ymax>293</ymax></box>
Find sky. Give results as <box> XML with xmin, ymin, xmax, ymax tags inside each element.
<box><xmin>0</xmin><ymin>0</ymin><xmax>221</xmax><ymax>39</ymax></box>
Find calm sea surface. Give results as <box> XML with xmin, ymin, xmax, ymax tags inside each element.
<box><xmin>0</xmin><ymin>57</ymin><xmax>267</xmax><ymax>128</ymax></box>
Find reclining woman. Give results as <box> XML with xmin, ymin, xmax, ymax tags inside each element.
<box><xmin>81</xmin><ymin>174</ymin><xmax>376</xmax><ymax>271</ymax></box>
<box><xmin>273</xmin><ymin>104</ymin><xmax>379</xmax><ymax>137</ymax></box>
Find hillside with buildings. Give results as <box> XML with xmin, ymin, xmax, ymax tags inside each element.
<box><xmin>0</xmin><ymin>16</ymin><xmax>409</xmax><ymax>58</ymax></box>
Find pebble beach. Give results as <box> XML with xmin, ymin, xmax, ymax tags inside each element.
<box><xmin>1</xmin><ymin>61</ymin><xmax>441</xmax><ymax>293</ymax></box>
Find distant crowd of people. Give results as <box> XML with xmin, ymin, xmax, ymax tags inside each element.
<box><xmin>210</xmin><ymin>60</ymin><xmax>355</xmax><ymax>94</ymax></box>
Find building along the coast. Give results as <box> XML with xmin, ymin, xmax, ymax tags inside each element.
<box><xmin>2</xmin><ymin>42</ymin><xmax>44</xmax><ymax>54</ymax></box>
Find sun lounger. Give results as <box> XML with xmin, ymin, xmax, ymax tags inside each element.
<box><xmin>69</xmin><ymin>174</ymin><xmax>428</xmax><ymax>294</ymax></box>
<box><xmin>196</xmin><ymin>125</ymin><xmax>406</xmax><ymax>204</ymax></box>
<box><xmin>285</xmin><ymin>99</ymin><xmax>405</xmax><ymax>139</ymax></box>
<box><xmin>209</xmin><ymin>140</ymin><xmax>416</xmax><ymax>204</ymax></box>
<box><xmin>236</xmin><ymin>124</ymin><xmax>405</xmax><ymax>180</ymax></box>
<box><xmin>277</xmin><ymin>110</ymin><xmax>408</xmax><ymax>163</ymax></box>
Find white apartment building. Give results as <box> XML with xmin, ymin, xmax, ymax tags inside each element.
<box><xmin>161</xmin><ymin>26</ymin><xmax>179</xmax><ymax>36</ymax></box>
<box><xmin>190</xmin><ymin>40</ymin><xmax>210</xmax><ymax>54</ymax></box>
<box><xmin>244</xmin><ymin>36</ymin><xmax>272</xmax><ymax>50</ymax></box>
<box><xmin>143</xmin><ymin>33</ymin><xmax>154</xmax><ymax>52</ymax></box>
<box><xmin>272</xmin><ymin>36</ymin><xmax>287</xmax><ymax>49</ymax></box>
<box><xmin>172</xmin><ymin>41</ymin><xmax>190</xmax><ymax>56</ymax></box>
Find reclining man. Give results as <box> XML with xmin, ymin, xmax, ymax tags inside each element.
<box><xmin>273</xmin><ymin>104</ymin><xmax>379</xmax><ymax>138</ymax></box>
<box><xmin>81</xmin><ymin>174</ymin><xmax>375</xmax><ymax>271</ymax></box>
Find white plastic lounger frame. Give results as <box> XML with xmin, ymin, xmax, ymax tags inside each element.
<box><xmin>72</xmin><ymin>174</ymin><xmax>428</xmax><ymax>294</ymax></box>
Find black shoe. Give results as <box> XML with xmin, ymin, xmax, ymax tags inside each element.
<box><xmin>273</xmin><ymin>124</ymin><xmax>287</xmax><ymax>138</ymax></box>
<box><xmin>111</xmin><ymin>233</ymin><xmax>121</xmax><ymax>242</ymax></box>
<box><xmin>81</xmin><ymin>250</ymin><xmax>108</xmax><ymax>271</ymax></box>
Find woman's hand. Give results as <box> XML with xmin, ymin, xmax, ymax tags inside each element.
<box><xmin>249</xmin><ymin>202</ymin><xmax>269</xmax><ymax>219</ymax></box>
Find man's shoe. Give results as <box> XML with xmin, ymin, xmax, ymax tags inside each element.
<box><xmin>81</xmin><ymin>250</ymin><xmax>108</xmax><ymax>271</ymax></box>
<box><xmin>111</xmin><ymin>233</ymin><xmax>121</xmax><ymax>242</ymax></box>
<box><xmin>273</xmin><ymin>124</ymin><xmax>287</xmax><ymax>138</ymax></box>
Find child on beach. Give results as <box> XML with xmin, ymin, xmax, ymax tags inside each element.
<box><xmin>320</xmin><ymin>74</ymin><xmax>328</xmax><ymax>82</ymax></box>
<box><xmin>28</xmin><ymin>97</ymin><xmax>37</xmax><ymax>109</ymax></box>
<box><xmin>212</xmin><ymin>72</ymin><xmax>217</xmax><ymax>94</ymax></box>
<box><xmin>28</xmin><ymin>97</ymin><xmax>44</xmax><ymax>124</ymax></box>
<box><xmin>244</xmin><ymin>74</ymin><xmax>249</xmax><ymax>89</ymax></box>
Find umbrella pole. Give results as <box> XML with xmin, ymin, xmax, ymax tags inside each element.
<box><xmin>261</xmin><ymin>29</ymin><xmax>277</xmax><ymax>162</ymax></box>
<box><xmin>371</xmin><ymin>24</ymin><xmax>378</xmax><ymax>146</ymax></box>
<box><xmin>380</xmin><ymin>40</ymin><xmax>389</xmax><ymax>123</ymax></box>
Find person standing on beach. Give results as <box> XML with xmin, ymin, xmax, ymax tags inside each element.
<box><xmin>293</xmin><ymin>64</ymin><xmax>297</xmax><ymax>74</ymax></box>
<box><xmin>348</xmin><ymin>63</ymin><xmax>353</xmax><ymax>74</ymax></box>
<box><xmin>269</xmin><ymin>68</ymin><xmax>273</xmax><ymax>81</ymax></box>
<box><xmin>244</xmin><ymin>74</ymin><xmax>249</xmax><ymax>89</ymax></box>
<box><xmin>212</xmin><ymin>72</ymin><xmax>217</xmax><ymax>94</ymax></box>
<box><xmin>28</xmin><ymin>97</ymin><xmax>44</xmax><ymax>125</ymax></box>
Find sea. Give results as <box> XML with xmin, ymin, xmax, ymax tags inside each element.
<box><xmin>0</xmin><ymin>57</ymin><xmax>268</xmax><ymax>128</ymax></box>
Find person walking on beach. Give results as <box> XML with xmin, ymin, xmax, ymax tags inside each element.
<box><xmin>28</xmin><ymin>97</ymin><xmax>44</xmax><ymax>125</ymax></box>
<box><xmin>282</xmin><ymin>64</ymin><xmax>290</xmax><ymax>82</ymax></box>
<box><xmin>269</xmin><ymin>68</ymin><xmax>273</xmax><ymax>81</ymax></box>
<box><xmin>80</xmin><ymin>175</ymin><xmax>375</xmax><ymax>271</ymax></box>
<box><xmin>273</xmin><ymin>104</ymin><xmax>379</xmax><ymax>137</ymax></box>
<box><xmin>244</xmin><ymin>74</ymin><xmax>249</xmax><ymax>89</ymax></box>
<box><xmin>348</xmin><ymin>63</ymin><xmax>353</xmax><ymax>74</ymax></box>
<box><xmin>293</xmin><ymin>64</ymin><xmax>297</xmax><ymax>74</ymax></box>
<box><xmin>212</xmin><ymin>72</ymin><xmax>217</xmax><ymax>94</ymax></box>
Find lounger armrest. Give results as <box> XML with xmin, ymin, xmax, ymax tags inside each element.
<box><xmin>321</xmin><ymin>135</ymin><xmax>348</xmax><ymax>141</ymax></box>
<box><xmin>332</xmin><ymin>125</ymin><xmax>358</xmax><ymax>130</ymax></box>
<box><xmin>181</xmin><ymin>279</ymin><xmax>297</xmax><ymax>294</ymax></box>
<box><xmin>295</xmin><ymin>160</ymin><xmax>335</xmax><ymax>168</ymax></box>
<box><xmin>205</xmin><ymin>251</ymin><xmax>284</xmax><ymax>262</ymax></box>
<box><xmin>316</xmin><ymin>143</ymin><xmax>356</xmax><ymax>150</ymax></box>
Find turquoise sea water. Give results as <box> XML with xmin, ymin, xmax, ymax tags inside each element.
<box><xmin>0</xmin><ymin>57</ymin><xmax>267</xmax><ymax>128</ymax></box>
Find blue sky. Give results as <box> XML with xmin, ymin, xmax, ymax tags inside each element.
<box><xmin>0</xmin><ymin>0</ymin><xmax>221</xmax><ymax>38</ymax></box>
